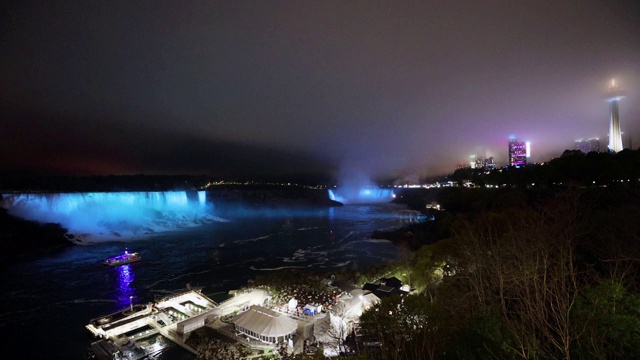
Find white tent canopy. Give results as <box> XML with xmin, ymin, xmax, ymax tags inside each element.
<box><xmin>363</xmin><ymin>293</ymin><xmax>381</xmax><ymax>309</ymax></box>
<box><xmin>288</xmin><ymin>298</ymin><xmax>298</xmax><ymax>310</ymax></box>
<box><xmin>332</xmin><ymin>289</ymin><xmax>379</xmax><ymax>320</ymax></box>
<box><xmin>233</xmin><ymin>305</ymin><xmax>297</xmax><ymax>343</ymax></box>
<box><xmin>304</xmin><ymin>304</ymin><xmax>322</xmax><ymax>315</ymax></box>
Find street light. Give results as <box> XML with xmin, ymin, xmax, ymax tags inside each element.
<box><xmin>130</xmin><ymin>296</ymin><xmax>133</xmax><ymax>312</ymax></box>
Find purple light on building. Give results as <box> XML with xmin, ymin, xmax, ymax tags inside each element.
<box><xmin>509</xmin><ymin>136</ymin><xmax>527</xmax><ymax>167</ymax></box>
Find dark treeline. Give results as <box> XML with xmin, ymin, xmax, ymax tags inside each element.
<box><xmin>375</xmin><ymin>186</ymin><xmax>550</xmax><ymax>250</ymax></box>
<box><xmin>0</xmin><ymin>173</ymin><xmax>335</xmax><ymax>193</ymax></box>
<box><xmin>451</xmin><ymin>148</ymin><xmax>640</xmax><ymax>188</ymax></box>
<box><xmin>0</xmin><ymin>174</ymin><xmax>212</xmax><ymax>192</ymax></box>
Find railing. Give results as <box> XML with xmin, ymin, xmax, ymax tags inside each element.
<box><xmin>210</xmin><ymin>325</ymin><xmax>277</xmax><ymax>351</ymax></box>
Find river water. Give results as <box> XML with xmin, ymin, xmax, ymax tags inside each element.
<box><xmin>0</xmin><ymin>203</ymin><xmax>422</xmax><ymax>359</ymax></box>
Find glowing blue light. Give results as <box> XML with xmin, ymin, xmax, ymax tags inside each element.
<box><xmin>328</xmin><ymin>188</ymin><xmax>394</xmax><ymax>204</ymax></box>
<box><xmin>328</xmin><ymin>189</ymin><xmax>338</xmax><ymax>202</ymax></box>
<box><xmin>164</xmin><ymin>192</ymin><xmax>188</xmax><ymax>206</ymax></box>
<box><xmin>0</xmin><ymin>191</ymin><xmax>213</xmax><ymax>242</ymax></box>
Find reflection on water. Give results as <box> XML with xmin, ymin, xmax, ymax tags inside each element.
<box><xmin>116</xmin><ymin>264</ymin><xmax>136</xmax><ymax>309</ymax></box>
<box><xmin>0</xmin><ymin>203</ymin><xmax>425</xmax><ymax>360</ymax></box>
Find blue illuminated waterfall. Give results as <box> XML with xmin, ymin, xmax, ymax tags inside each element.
<box><xmin>328</xmin><ymin>188</ymin><xmax>395</xmax><ymax>204</ymax></box>
<box><xmin>1</xmin><ymin>191</ymin><xmax>221</xmax><ymax>242</ymax></box>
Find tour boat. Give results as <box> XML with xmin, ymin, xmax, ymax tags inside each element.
<box><xmin>103</xmin><ymin>250</ymin><xmax>141</xmax><ymax>267</ymax></box>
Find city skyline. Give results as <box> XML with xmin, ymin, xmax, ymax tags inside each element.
<box><xmin>1</xmin><ymin>1</ymin><xmax>639</xmax><ymax>182</ymax></box>
<box><xmin>460</xmin><ymin>76</ymin><xmax>636</xmax><ymax>169</ymax></box>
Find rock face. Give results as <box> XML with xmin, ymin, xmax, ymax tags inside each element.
<box><xmin>0</xmin><ymin>207</ymin><xmax>70</xmax><ymax>263</ymax></box>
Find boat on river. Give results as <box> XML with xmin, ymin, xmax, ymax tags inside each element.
<box><xmin>103</xmin><ymin>250</ymin><xmax>141</xmax><ymax>267</ymax></box>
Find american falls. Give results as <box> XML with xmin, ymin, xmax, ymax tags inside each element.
<box><xmin>0</xmin><ymin>191</ymin><xmax>223</xmax><ymax>243</ymax></box>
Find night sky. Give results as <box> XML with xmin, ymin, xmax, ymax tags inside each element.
<box><xmin>2</xmin><ymin>1</ymin><xmax>639</xmax><ymax>182</ymax></box>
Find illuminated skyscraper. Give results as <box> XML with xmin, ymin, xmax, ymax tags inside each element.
<box><xmin>606</xmin><ymin>79</ymin><xmax>625</xmax><ymax>153</ymax></box>
<box><xmin>509</xmin><ymin>136</ymin><xmax>526</xmax><ymax>167</ymax></box>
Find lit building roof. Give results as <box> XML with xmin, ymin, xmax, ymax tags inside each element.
<box><xmin>232</xmin><ymin>305</ymin><xmax>297</xmax><ymax>338</ymax></box>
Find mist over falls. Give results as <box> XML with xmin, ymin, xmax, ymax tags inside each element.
<box><xmin>0</xmin><ymin>191</ymin><xmax>219</xmax><ymax>242</ymax></box>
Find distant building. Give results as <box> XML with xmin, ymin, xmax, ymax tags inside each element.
<box><xmin>469</xmin><ymin>154</ymin><xmax>485</xmax><ymax>169</ymax></box>
<box><xmin>469</xmin><ymin>155</ymin><xmax>478</xmax><ymax>169</ymax></box>
<box><xmin>508</xmin><ymin>136</ymin><xmax>526</xmax><ymax>167</ymax></box>
<box><xmin>483</xmin><ymin>156</ymin><xmax>497</xmax><ymax>170</ymax></box>
<box><xmin>469</xmin><ymin>154</ymin><xmax>496</xmax><ymax>170</ymax></box>
<box><xmin>362</xmin><ymin>277</ymin><xmax>409</xmax><ymax>298</ymax></box>
<box><xmin>575</xmin><ymin>138</ymin><xmax>600</xmax><ymax>154</ymax></box>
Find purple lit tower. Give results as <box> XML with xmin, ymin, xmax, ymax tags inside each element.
<box><xmin>606</xmin><ymin>79</ymin><xmax>625</xmax><ymax>153</ymax></box>
<box><xmin>508</xmin><ymin>136</ymin><xmax>526</xmax><ymax>167</ymax></box>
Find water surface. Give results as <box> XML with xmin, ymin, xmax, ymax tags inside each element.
<box><xmin>0</xmin><ymin>203</ymin><xmax>422</xmax><ymax>359</ymax></box>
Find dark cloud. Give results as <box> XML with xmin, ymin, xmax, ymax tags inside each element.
<box><xmin>0</xmin><ymin>107</ymin><xmax>330</xmax><ymax>178</ymax></box>
<box><xmin>1</xmin><ymin>1</ymin><xmax>639</xmax><ymax>181</ymax></box>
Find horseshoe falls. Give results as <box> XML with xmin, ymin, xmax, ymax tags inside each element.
<box><xmin>0</xmin><ymin>191</ymin><xmax>220</xmax><ymax>242</ymax></box>
<box><xmin>328</xmin><ymin>188</ymin><xmax>395</xmax><ymax>204</ymax></box>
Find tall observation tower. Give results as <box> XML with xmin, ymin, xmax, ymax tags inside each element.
<box><xmin>606</xmin><ymin>79</ymin><xmax>625</xmax><ymax>153</ymax></box>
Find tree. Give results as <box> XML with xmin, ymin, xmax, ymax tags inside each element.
<box><xmin>454</xmin><ymin>192</ymin><xmax>589</xmax><ymax>359</ymax></box>
<box><xmin>358</xmin><ymin>294</ymin><xmax>447</xmax><ymax>360</ymax></box>
<box><xmin>573</xmin><ymin>282</ymin><xmax>640</xmax><ymax>359</ymax></box>
<box><xmin>410</xmin><ymin>238</ymin><xmax>460</xmax><ymax>298</ymax></box>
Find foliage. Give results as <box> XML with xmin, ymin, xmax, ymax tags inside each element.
<box><xmin>359</xmin><ymin>294</ymin><xmax>446</xmax><ymax>360</ymax></box>
<box><xmin>188</xmin><ymin>327</ymin><xmax>254</xmax><ymax>360</ymax></box>
<box><xmin>357</xmin><ymin>188</ymin><xmax>640</xmax><ymax>359</ymax></box>
<box><xmin>453</xmin><ymin>196</ymin><xmax>586</xmax><ymax>359</ymax></box>
<box><xmin>573</xmin><ymin>282</ymin><xmax>640</xmax><ymax>359</ymax></box>
<box><xmin>409</xmin><ymin>239</ymin><xmax>460</xmax><ymax>294</ymax></box>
